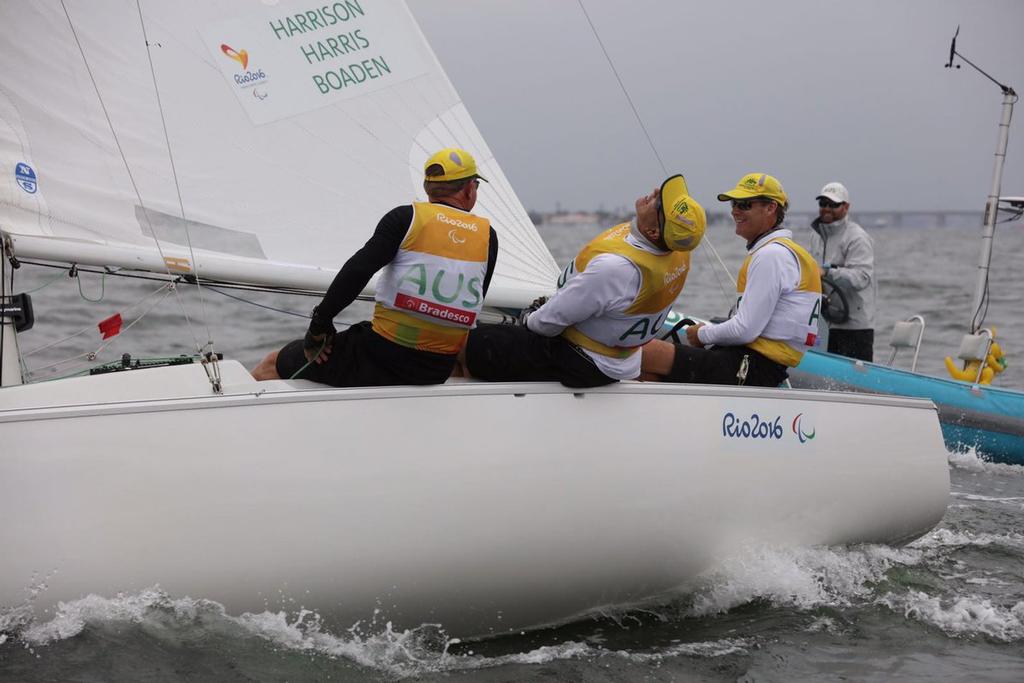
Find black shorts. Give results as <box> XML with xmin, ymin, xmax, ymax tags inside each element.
<box><xmin>464</xmin><ymin>323</ymin><xmax>615</xmax><ymax>389</ymax></box>
<box><xmin>664</xmin><ymin>344</ymin><xmax>789</xmax><ymax>387</ymax></box>
<box><xmin>275</xmin><ymin>321</ymin><xmax>455</xmax><ymax>387</ymax></box>
<box><xmin>828</xmin><ymin>328</ymin><xmax>874</xmax><ymax>362</ymax></box>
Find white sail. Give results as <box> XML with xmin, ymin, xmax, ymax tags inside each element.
<box><xmin>0</xmin><ymin>0</ymin><xmax>557</xmax><ymax>307</ymax></box>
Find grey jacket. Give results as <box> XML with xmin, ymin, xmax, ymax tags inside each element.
<box><xmin>808</xmin><ymin>216</ymin><xmax>876</xmax><ymax>330</ymax></box>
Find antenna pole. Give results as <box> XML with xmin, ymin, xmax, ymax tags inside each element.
<box><xmin>945</xmin><ymin>27</ymin><xmax>1018</xmax><ymax>333</ymax></box>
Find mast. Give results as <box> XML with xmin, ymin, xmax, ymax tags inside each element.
<box><xmin>945</xmin><ymin>27</ymin><xmax>1018</xmax><ymax>333</ymax></box>
<box><xmin>971</xmin><ymin>89</ymin><xmax>1016</xmax><ymax>333</ymax></box>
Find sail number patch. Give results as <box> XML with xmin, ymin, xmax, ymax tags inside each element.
<box><xmin>15</xmin><ymin>162</ymin><xmax>37</xmax><ymax>194</ymax></box>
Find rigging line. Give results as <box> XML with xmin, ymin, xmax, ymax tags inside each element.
<box><xmin>695</xmin><ymin>232</ymin><xmax>739</xmax><ymax>304</ymax></box>
<box><xmin>20</xmin><ymin>268</ymin><xmax>68</xmax><ymax>295</ymax></box>
<box><xmin>75</xmin><ymin>269</ymin><xmax>106</xmax><ymax>302</ymax></box>
<box><xmin>21</xmin><ymin>281</ymin><xmax>176</xmax><ymax>358</ymax></box>
<box><xmin>576</xmin><ymin>0</ymin><xmax>736</xmax><ymax>295</ymax></box>
<box><xmin>17</xmin><ymin>259</ymin><xmax>327</xmax><ymax>298</ymax></box>
<box><xmin>372</xmin><ymin>78</ymin><xmax>545</xmax><ymax>264</ymax></box>
<box><xmin>408</xmin><ymin>94</ymin><xmax>548</xmax><ymax>265</ymax></box>
<box><xmin>23</xmin><ymin>350</ymin><xmax>96</xmax><ymax>376</ymax></box>
<box><xmin>330</xmin><ymin>62</ymin><xmax>550</xmax><ymax>277</ymax></box>
<box><xmin>576</xmin><ymin>0</ymin><xmax>667</xmax><ymax>176</ymax></box>
<box><xmin>58</xmin><ymin>0</ymin><xmax>206</xmax><ymax>355</ymax></box>
<box><xmin>91</xmin><ymin>286</ymin><xmax>175</xmax><ymax>358</ymax></box>
<box><xmin>204</xmin><ymin>286</ymin><xmax>313</xmax><ymax>319</ymax></box>
<box><xmin>135</xmin><ymin>0</ymin><xmax>214</xmax><ymax>355</ymax></box>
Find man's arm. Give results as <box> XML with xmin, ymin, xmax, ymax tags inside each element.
<box><xmin>698</xmin><ymin>247</ymin><xmax>787</xmax><ymax>346</ymax></box>
<box><xmin>828</xmin><ymin>229</ymin><xmax>873</xmax><ymax>292</ymax></box>
<box><xmin>526</xmin><ymin>254</ymin><xmax>640</xmax><ymax>336</ymax></box>
<box><xmin>311</xmin><ymin>205</ymin><xmax>412</xmax><ymax>326</ymax></box>
<box><xmin>481</xmin><ymin>226</ymin><xmax>499</xmax><ymax>297</ymax></box>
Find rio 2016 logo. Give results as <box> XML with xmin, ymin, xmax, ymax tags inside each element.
<box><xmin>722</xmin><ymin>412</ymin><xmax>784</xmax><ymax>440</ymax></box>
<box><xmin>792</xmin><ymin>413</ymin><xmax>816</xmax><ymax>443</ymax></box>
<box><xmin>220</xmin><ymin>44</ymin><xmax>267</xmax><ymax>89</ymax></box>
<box><xmin>721</xmin><ymin>411</ymin><xmax>817</xmax><ymax>443</ymax></box>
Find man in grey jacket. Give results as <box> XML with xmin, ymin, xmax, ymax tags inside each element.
<box><xmin>809</xmin><ymin>182</ymin><xmax>876</xmax><ymax>361</ymax></box>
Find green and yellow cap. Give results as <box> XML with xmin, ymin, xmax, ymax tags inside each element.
<box><xmin>660</xmin><ymin>174</ymin><xmax>706</xmax><ymax>252</ymax></box>
<box><xmin>716</xmin><ymin>172</ymin><xmax>788</xmax><ymax>208</ymax></box>
<box><xmin>423</xmin><ymin>147</ymin><xmax>488</xmax><ymax>183</ymax></box>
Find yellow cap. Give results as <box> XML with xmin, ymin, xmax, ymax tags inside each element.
<box><xmin>717</xmin><ymin>172</ymin><xmax>788</xmax><ymax>208</ymax></box>
<box><xmin>423</xmin><ymin>147</ymin><xmax>488</xmax><ymax>183</ymax></box>
<box><xmin>660</xmin><ymin>174</ymin><xmax>706</xmax><ymax>252</ymax></box>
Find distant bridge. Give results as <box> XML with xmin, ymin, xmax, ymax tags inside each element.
<box><xmin>708</xmin><ymin>210</ymin><xmax>987</xmax><ymax>228</ymax></box>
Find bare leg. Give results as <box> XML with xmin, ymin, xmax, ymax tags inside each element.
<box><xmin>251</xmin><ymin>350</ymin><xmax>281</xmax><ymax>380</ymax></box>
<box><xmin>451</xmin><ymin>346</ymin><xmax>472</xmax><ymax>379</ymax></box>
<box><xmin>639</xmin><ymin>339</ymin><xmax>678</xmax><ymax>380</ymax></box>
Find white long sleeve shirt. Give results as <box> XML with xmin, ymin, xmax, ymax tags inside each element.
<box><xmin>526</xmin><ymin>232</ymin><xmax>664</xmax><ymax>380</ymax></box>
<box><xmin>698</xmin><ymin>229</ymin><xmax>803</xmax><ymax>347</ymax></box>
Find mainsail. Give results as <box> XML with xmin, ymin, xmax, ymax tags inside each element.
<box><xmin>0</xmin><ymin>0</ymin><xmax>557</xmax><ymax>307</ymax></box>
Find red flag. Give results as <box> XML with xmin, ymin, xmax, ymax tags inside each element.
<box><xmin>98</xmin><ymin>313</ymin><xmax>123</xmax><ymax>340</ymax></box>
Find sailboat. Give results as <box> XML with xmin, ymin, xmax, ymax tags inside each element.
<box><xmin>788</xmin><ymin>31</ymin><xmax>1024</xmax><ymax>466</ymax></box>
<box><xmin>0</xmin><ymin>1</ymin><xmax>948</xmax><ymax>639</ymax></box>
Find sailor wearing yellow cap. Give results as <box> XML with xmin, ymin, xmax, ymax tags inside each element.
<box><xmin>252</xmin><ymin>147</ymin><xmax>499</xmax><ymax>386</ymax></box>
<box><xmin>641</xmin><ymin>172</ymin><xmax>822</xmax><ymax>386</ymax></box>
<box><xmin>462</xmin><ymin>175</ymin><xmax>705</xmax><ymax>387</ymax></box>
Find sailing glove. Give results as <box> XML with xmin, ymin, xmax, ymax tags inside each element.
<box><xmin>304</xmin><ymin>306</ymin><xmax>337</xmax><ymax>356</ymax></box>
<box><xmin>517</xmin><ymin>296</ymin><xmax>548</xmax><ymax>327</ymax></box>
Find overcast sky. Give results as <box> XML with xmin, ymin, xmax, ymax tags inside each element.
<box><xmin>410</xmin><ymin>0</ymin><xmax>1024</xmax><ymax>214</ymax></box>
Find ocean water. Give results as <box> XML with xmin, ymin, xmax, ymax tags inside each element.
<box><xmin>2</xmin><ymin>218</ymin><xmax>1023</xmax><ymax>681</ymax></box>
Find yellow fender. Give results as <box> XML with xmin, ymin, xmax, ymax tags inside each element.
<box><xmin>944</xmin><ymin>357</ymin><xmax>995</xmax><ymax>384</ymax></box>
<box><xmin>986</xmin><ymin>341</ymin><xmax>1008</xmax><ymax>374</ymax></box>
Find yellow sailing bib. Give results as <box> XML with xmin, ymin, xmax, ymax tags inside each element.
<box><xmin>736</xmin><ymin>236</ymin><xmax>822</xmax><ymax>367</ymax></box>
<box><xmin>373</xmin><ymin>202</ymin><xmax>490</xmax><ymax>354</ymax></box>
<box><xmin>562</xmin><ymin>224</ymin><xmax>690</xmax><ymax>358</ymax></box>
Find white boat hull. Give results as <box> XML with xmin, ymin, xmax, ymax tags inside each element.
<box><xmin>1</xmin><ymin>362</ymin><xmax>949</xmax><ymax>638</ymax></box>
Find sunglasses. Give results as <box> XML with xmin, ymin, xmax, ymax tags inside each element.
<box><xmin>818</xmin><ymin>198</ymin><xmax>844</xmax><ymax>209</ymax></box>
<box><xmin>731</xmin><ymin>199</ymin><xmax>762</xmax><ymax>211</ymax></box>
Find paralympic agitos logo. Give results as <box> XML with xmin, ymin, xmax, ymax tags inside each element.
<box><xmin>791</xmin><ymin>413</ymin><xmax>816</xmax><ymax>443</ymax></box>
<box><xmin>721</xmin><ymin>411</ymin><xmax>817</xmax><ymax>444</ymax></box>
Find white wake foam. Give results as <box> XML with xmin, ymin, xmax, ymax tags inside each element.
<box><xmin>2</xmin><ymin>589</ymin><xmax>748</xmax><ymax>679</ymax></box>
<box><xmin>948</xmin><ymin>448</ymin><xmax>1024</xmax><ymax>476</ymax></box>
<box><xmin>910</xmin><ymin>527</ymin><xmax>1024</xmax><ymax>551</ymax></box>
<box><xmin>684</xmin><ymin>543</ymin><xmax>920</xmax><ymax>617</ymax></box>
<box><xmin>881</xmin><ymin>591</ymin><xmax>1024</xmax><ymax>642</ymax></box>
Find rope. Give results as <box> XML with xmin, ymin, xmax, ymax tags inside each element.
<box><xmin>576</xmin><ymin>0</ymin><xmax>736</xmax><ymax>305</ymax></box>
<box><xmin>59</xmin><ymin>0</ymin><xmax>207</xmax><ymax>357</ymax></box>
<box><xmin>135</xmin><ymin>0</ymin><xmax>215</xmax><ymax>357</ymax></box>
<box><xmin>288</xmin><ymin>337</ymin><xmax>328</xmax><ymax>380</ymax></box>
<box><xmin>576</xmin><ymin>0</ymin><xmax>667</xmax><ymax>175</ymax></box>
<box><xmin>74</xmin><ymin>268</ymin><xmax>107</xmax><ymax>302</ymax></box>
<box><xmin>20</xmin><ymin>268</ymin><xmax>68</xmax><ymax>295</ymax></box>
<box><xmin>204</xmin><ymin>286</ymin><xmax>315</xmax><ymax>319</ymax></box>
<box><xmin>22</xmin><ymin>281</ymin><xmax>175</xmax><ymax>361</ymax></box>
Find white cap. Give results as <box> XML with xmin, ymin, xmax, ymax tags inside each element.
<box><xmin>817</xmin><ymin>182</ymin><xmax>849</xmax><ymax>204</ymax></box>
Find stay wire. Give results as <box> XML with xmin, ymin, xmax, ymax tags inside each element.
<box><xmin>577</xmin><ymin>0</ymin><xmax>737</xmax><ymax>304</ymax></box>
<box><xmin>204</xmin><ymin>286</ymin><xmax>317</xmax><ymax>319</ymax></box>
<box><xmin>24</xmin><ymin>284</ymin><xmax>176</xmax><ymax>379</ymax></box>
<box><xmin>135</xmin><ymin>0</ymin><xmax>215</xmax><ymax>357</ymax></box>
<box><xmin>59</xmin><ymin>0</ymin><xmax>206</xmax><ymax>357</ymax></box>
<box><xmin>21</xmin><ymin>280</ymin><xmax>177</xmax><ymax>360</ymax></box>
<box><xmin>576</xmin><ymin>0</ymin><xmax>667</xmax><ymax>176</ymax></box>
